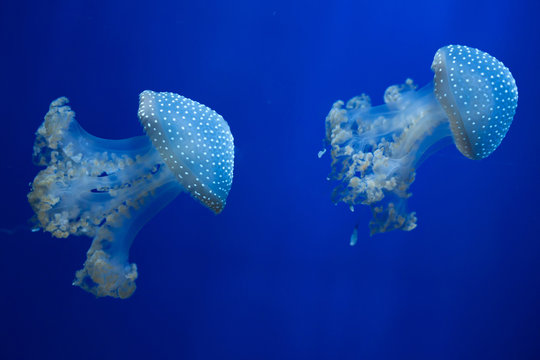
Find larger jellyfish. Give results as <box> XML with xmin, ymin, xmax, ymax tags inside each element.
<box><xmin>28</xmin><ymin>90</ymin><xmax>234</xmax><ymax>298</ymax></box>
<box><xmin>320</xmin><ymin>45</ymin><xmax>518</xmax><ymax>236</ymax></box>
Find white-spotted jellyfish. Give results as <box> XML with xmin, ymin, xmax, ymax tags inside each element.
<box><xmin>28</xmin><ymin>90</ymin><xmax>234</xmax><ymax>298</ymax></box>
<box><xmin>320</xmin><ymin>45</ymin><xmax>518</xmax><ymax>236</ymax></box>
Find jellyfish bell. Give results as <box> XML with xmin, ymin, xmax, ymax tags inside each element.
<box><xmin>321</xmin><ymin>45</ymin><xmax>517</xmax><ymax>236</ymax></box>
<box><xmin>28</xmin><ymin>91</ymin><xmax>234</xmax><ymax>299</ymax></box>
<box><xmin>432</xmin><ymin>45</ymin><xmax>518</xmax><ymax>160</ymax></box>
<box><xmin>138</xmin><ymin>90</ymin><xmax>234</xmax><ymax>214</ymax></box>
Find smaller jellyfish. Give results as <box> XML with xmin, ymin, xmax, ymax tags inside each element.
<box><xmin>28</xmin><ymin>91</ymin><xmax>234</xmax><ymax>298</ymax></box>
<box><xmin>320</xmin><ymin>45</ymin><xmax>518</xmax><ymax>236</ymax></box>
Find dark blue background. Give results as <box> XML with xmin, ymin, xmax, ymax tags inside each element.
<box><xmin>1</xmin><ymin>1</ymin><xmax>539</xmax><ymax>359</ymax></box>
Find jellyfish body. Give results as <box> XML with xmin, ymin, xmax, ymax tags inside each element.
<box><xmin>28</xmin><ymin>91</ymin><xmax>234</xmax><ymax>298</ymax></box>
<box><xmin>321</xmin><ymin>45</ymin><xmax>518</xmax><ymax>236</ymax></box>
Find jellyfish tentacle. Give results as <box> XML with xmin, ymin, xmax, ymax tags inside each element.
<box><xmin>28</xmin><ymin>98</ymin><xmax>184</xmax><ymax>298</ymax></box>
<box><xmin>324</xmin><ymin>80</ymin><xmax>451</xmax><ymax>235</ymax></box>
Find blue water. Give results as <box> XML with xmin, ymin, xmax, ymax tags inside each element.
<box><xmin>1</xmin><ymin>1</ymin><xmax>539</xmax><ymax>359</ymax></box>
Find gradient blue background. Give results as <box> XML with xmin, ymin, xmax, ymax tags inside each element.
<box><xmin>1</xmin><ymin>1</ymin><xmax>539</xmax><ymax>359</ymax></box>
